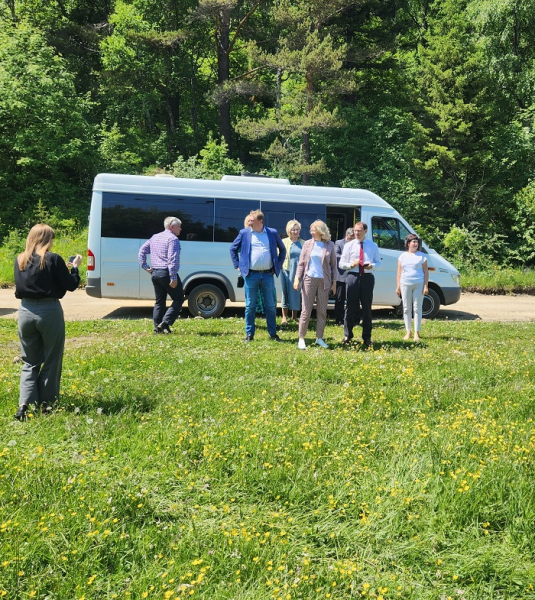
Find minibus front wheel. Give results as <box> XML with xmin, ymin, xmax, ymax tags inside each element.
<box><xmin>188</xmin><ymin>284</ymin><xmax>226</xmax><ymax>318</ymax></box>
<box><xmin>394</xmin><ymin>287</ymin><xmax>442</xmax><ymax>319</ymax></box>
<box><xmin>422</xmin><ymin>288</ymin><xmax>441</xmax><ymax>319</ymax></box>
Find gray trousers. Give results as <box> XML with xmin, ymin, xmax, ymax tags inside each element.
<box><xmin>18</xmin><ymin>298</ymin><xmax>65</xmax><ymax>407</ymax></box>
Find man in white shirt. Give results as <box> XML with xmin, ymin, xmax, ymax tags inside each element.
<box><xmin>338</xmin><ymin>221</ymin><xmax>381</xmax><ymax>347</ymax></box>
<box><xmin>334</xmin><ymin>227</ymin><xmax>355</xmax><ymax>325</ymax></box>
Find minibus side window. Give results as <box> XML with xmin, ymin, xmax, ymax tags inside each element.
<box><xmin>261</xmin><ymin>202</ymin><xmax>325</xmax><ymax>239</ymax></box>
<box><xmin>214</xmin><ymin>199</ymin><xmax>260</xmax><ymax>242</ymax></box>
<box><xmin>371</xmin><ymin>216</ymin><xmax>411</xmax><ymax>251</ymax></box>
<box><xmin>102</xmin><ymin>192</ymin><xmax>214</xmax><ymax>241</ymax></box>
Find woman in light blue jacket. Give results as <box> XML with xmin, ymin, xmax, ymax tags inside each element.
<box><xmin>280</xmin><ymin>220</ymin><xmax>304</xmax><ymax>326</ymax></box>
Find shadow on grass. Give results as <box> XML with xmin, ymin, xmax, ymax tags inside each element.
<box><xmin>379</xmin><ymin>340</ymin><xmax>427</xmax><ymax>350</ymax></box>
<box><xmin>376</xmin><ymin>320</ymin><xmax>406</xmax><ymax>331</ymax></box>
<box><xmin>103</xmin><ymin>307</ymin><xmax>153</xmax><ymax>320</ymax></box>
<box><xmin>98</xmin><ymin>305</ymin><xmax>407</xmax><ymax>322</ymax></box>
<box><xmin>60</xmin><ymin>392</ymin><xmax>158</xmax><ymax>415</ymax></box>
<box><xmin>436</xmin><ymin>308</ymin><xmax>480</xmax><ymax>320</ymax></box>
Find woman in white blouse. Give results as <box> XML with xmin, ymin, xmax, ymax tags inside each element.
<box><xmin>396</xmin><ymin>233</ymin><xmax>429</xmax><ymax>342</ymax></box>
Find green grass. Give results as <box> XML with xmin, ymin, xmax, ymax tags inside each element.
<box><xmin>0</xmin><ymin>230</ymin><xmax>88</xmax><ymax>288</ymax></box>
<box><xmin>1</xmin><ymin>316</ymin><xmax>535</xmax><ymax>599</ymax></box>
<box><xmin>460</xmin><ymin>267</ymin><xmax>535</xmax><ymax>294</ymax></box>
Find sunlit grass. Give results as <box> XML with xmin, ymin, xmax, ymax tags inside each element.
<box><xmin>1</xmin><ymin>316</ymin><xmax>535</xmax><ymax>599</ymax></box>
<box><xmin>0</xmin><ymin>229</ymin><xmax>87</xmax><ymax>288</ymax></box>
<box><xmin>461</xmin><ymin>267</ymin><xmax>535</xmax><ymax>294</ymax></box>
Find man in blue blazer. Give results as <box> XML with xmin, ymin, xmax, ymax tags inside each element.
<box><xmin>230</xmin><ymin>210</ymin><xmax>286</xmax><ymax>342</ymax></box>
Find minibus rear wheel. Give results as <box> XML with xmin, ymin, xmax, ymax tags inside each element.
<box><xmin>188</xmin><ymin>284</ymin><xmax>226</xmax><ymax>318</ymax></box>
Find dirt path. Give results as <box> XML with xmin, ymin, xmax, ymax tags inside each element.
<box><xmin>0</xmin><ymin>289</ymin><xmax>534</xmax><ymax>322</ymax></box>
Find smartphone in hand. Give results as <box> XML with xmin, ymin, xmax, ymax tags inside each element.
<box><xmin>68</xmin><ymin>255</ymin><xmax>77</xmax><ymax>264</ymax></box>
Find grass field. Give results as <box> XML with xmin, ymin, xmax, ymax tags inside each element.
<box><xmin>0</xmin><ymin>231</ymin><xmax>88</xmax><ymax>288</ymax></box>
<box><xmin>461</xmin><ymin>268</ymin><xmax>535</xmax><ymax>294</ymax></box>
<box><xmin>1</xmin><ymin>315</ymin><xmax>535</xmax><ymax>599</ymax></box>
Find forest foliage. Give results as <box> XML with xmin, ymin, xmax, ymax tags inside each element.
<box><xmin>1</xmin><ymin>0</ymin><xmax>535</xmax><ymax>270</ymax></box>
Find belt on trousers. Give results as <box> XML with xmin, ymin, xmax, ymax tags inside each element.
<box><xmin>348</xmin><ymin>272</ymin><xmax>373</xmax><ymax>277</ymax></box>
<box><xmin>249</xmin><ymin>269</ymin><xmax>272</xmax><ymax>273</ymax></box>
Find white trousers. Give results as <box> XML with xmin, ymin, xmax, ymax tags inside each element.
<box><xmin>400</xmin><ymin>282</ymin><xmax>424</xmax><ymax>332</ymax></box>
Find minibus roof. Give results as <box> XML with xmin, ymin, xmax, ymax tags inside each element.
<box><xmin>93</xmin><ymin>173</ymin><xmax>392</xmax><ymax>209</ymax></box>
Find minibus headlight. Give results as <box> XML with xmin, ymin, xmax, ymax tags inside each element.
<box><xmin>452</xmin><ymin>273</ymin><xmax>460</xmax><ymax>285</ymax></box>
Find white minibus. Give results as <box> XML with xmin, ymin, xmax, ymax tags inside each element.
<box><xmin>86</xmin><ymin>173</ymin><xmax>461</xmax><ymax>318</ymax></box>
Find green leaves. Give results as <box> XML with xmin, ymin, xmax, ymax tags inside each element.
<box><xmin>0</xmin><ymin>20</ymin><xmax>95</xmax><ymax>236</ymax></box>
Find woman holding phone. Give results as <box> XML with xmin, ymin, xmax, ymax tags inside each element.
<box><xmin>14</xmin><ymin>224</ymin><xmax>82</xmax><ymax>420</ymax></box>
<box><xmin>396</xmin><ymin>233</ymin><xmax>429</xmax><ymax>342</ymax></box>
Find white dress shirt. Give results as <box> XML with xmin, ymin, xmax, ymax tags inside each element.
<box><xmin>339</xmin><ymin>238</ymin><xmax>381</xmax><ymax>272</ymax></box>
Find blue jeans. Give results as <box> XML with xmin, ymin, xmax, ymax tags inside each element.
<box><xmin>244</xmin><ymin>271</ymin><xmax>277</xmax><ymax>337</ymax></box>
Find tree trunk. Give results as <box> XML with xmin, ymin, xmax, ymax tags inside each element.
<box><xmin>301</xmin><ymin>70</ymin><xmax>314</xmax><ymax>185</ymax></box>
<box><xmin>217</xmin><ymin>16</ymin><xmax>232</xmax><ymax>152</ymax></box>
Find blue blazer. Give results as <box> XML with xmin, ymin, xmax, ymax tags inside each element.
<box><xmin>230</xmin><ymin>227</ymin><xmax>286</xmax><ymax>277</ymax></box>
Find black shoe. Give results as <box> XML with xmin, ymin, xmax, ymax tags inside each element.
<box><xmin>14</xmin><ymin>405</ymin><xmax>28</xmax><ymax>421</ymax></box>
<box><xmin>270</xmin><ymin>334</ymin><xmax>282</xmax><ymax>342</ymax></box>
<box><xmin>335</xmin><ymin>321</ymin><xmax>344</xmax><ymax>326</ymax></box>
<box><xmin>42</xmin><ymin>404</ymin><xmax>54</xmax><ymax>415</ymax></box>
<box><xmin>244</xmin><ymin>335</ymin><xmax>254</xmax><ymax>343</ymax></box>
<box><xmin>342</xmin><ymin>335</ymin><xmax>353</xmax><ymax>345</ymax></box>
<box><xmin>157</xmin><ymin>323</ymin><xmax>172</xmax><ymax>334</ymax></box>
<box><xmin>363</xmin><ymin>340</ymin><xmax>372</xmax><ymax>348</ymax></box>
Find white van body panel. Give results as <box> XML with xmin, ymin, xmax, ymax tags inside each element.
<box><xmin>86</xmin><ymin>173</ymin><xmax>461</xmax><ymax>317</ymax></box>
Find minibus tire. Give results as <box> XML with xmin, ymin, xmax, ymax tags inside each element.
<box><xmin>188</xmin><ymin>284</ymin><xmax>226</xmax><ymax>318</ymax></box>
<box><xmin>422</xmin><ymin>288</ymin><xmax>441</xmax><ymax>319</ymax></box>
<box><xmin>393</xmin><ymin>303</ymin><xmax>403</xmax><ymax>318</ymax></box>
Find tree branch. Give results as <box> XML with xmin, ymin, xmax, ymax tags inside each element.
<box><xmin>228</xmin><ymin>0</ymin><xmax>267</xmax><ymax>55</ymax></box>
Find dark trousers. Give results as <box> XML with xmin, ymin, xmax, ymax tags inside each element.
<box><xmin>344</xmin><ymin>273</ymin><xmax>375</xmax><ymax>342</ymax></box>
<box><xmin>18</xmin><ymin>298</ymin><xmax>65</xmax><ymax>407</ymax></box>
<box><xmin>334</xmin><ymin>281</ymin><xmax>346</xmax><ymax>323</ymax></box>
<box><xmin>151</xmin><ymin>269</ymin><xmax>184</xmax><ymax>328</ymax></box>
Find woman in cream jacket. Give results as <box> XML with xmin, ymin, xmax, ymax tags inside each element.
<box><xmin>293</xmin><ymin>220</ymin><xmax>337</xmax><ymax>349</ymax></box>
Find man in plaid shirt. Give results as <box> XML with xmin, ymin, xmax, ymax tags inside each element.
<box><xmin>138</xmin><ymin>216</ymin><xmax>183</xmax><ymax>334</ymax></box>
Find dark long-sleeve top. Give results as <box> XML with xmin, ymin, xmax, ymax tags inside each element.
<box><xmin>14</xmin><ymin>252</ymin><xmax>80</xmax><ymax>299</ymax></box>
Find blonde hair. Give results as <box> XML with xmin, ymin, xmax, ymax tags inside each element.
<box><xmin>311</xmin><ymin>220</ymin><xmax>331</xmax><ymax>242</ymax></box>
<box><xmin>250</xmin><ymin>209</ymin><xmax>264</xmax><ymax>222</ymax></box>
<box><xmin>18</xmin><ymin>224</ymin><xmax>55</xmax><ymax>271</ymax></box>
<box><xmin>286</xmin><ymin>219</ymin><xmax>301</xmax><ymax>237</ymax></box>
<box><xmin>244</xmin><ymin>213</ymin><xmax>255</xmax><ymax>228</ymax></box>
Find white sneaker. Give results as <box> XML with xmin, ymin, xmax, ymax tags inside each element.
<box><xmin>297</xmin><ymin>338</ymin><xmax>307</xmax><ymax>350</ymax></box>
<box><xmin>315</xmin><ymin>338</ymin><xmax>328</xmax><ymax>348</ymax></box>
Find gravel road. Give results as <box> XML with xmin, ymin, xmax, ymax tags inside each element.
<box><xmin>1</xmin><ymin>289</ymin><xmax>534</xmax><ymax>322</ymax></box>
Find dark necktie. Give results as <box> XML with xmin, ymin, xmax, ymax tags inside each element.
<box><xmin>359</xmin><ymin>242</ymin><xmax>364</xmax><ymax>275</ymax></box>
